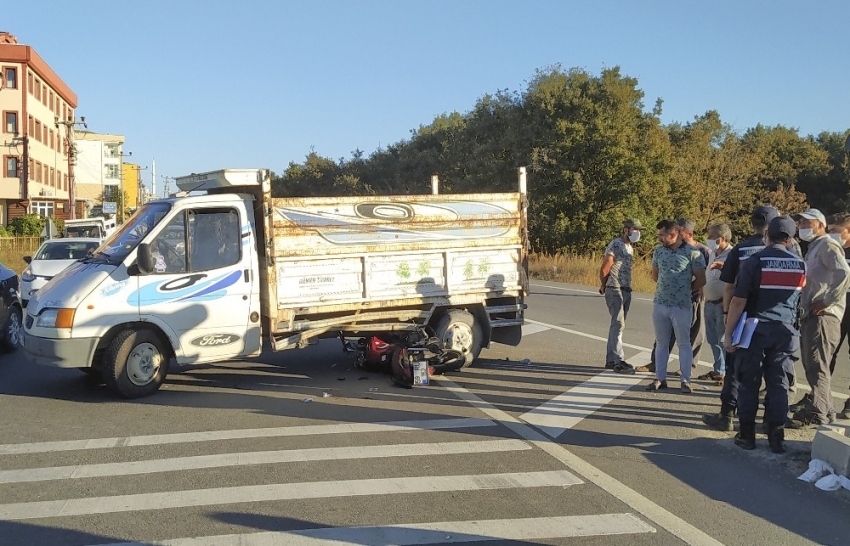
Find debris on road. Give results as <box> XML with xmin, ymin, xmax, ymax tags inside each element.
<box><xmin>301</xmin><ymin>398</ymin><xmax>313</xmax><ymax>403</ymax></box>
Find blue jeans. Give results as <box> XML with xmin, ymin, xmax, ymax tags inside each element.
<box><xmin>652</xmin><ymin>304</ymin><xmax>693</xmax><ymax>382</ymax></box>
<box><xmin>604</xmin><ymin>288</ymin><xmax>632</xmax><ymax>364</ymax></box>
<box><xmin>704</xmin><ymin>301</ymin><xmax>726</xmax><ymax>375</ymax></box>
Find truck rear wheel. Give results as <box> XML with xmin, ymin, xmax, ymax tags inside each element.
<box><xmin>104</xmin><ymin>329</ymin><xmax>169</xmax><ymax>398</ymax></box>
<box><xmin>433</xmin><ymin>309</ymin><xmax>482</xmax><ymax>368</ymax></box>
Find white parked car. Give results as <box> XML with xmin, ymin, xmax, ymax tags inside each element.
<box><xmin>20</xmin><ymin>238</ymin><xmax>102</xmax><ymax>308</ymax></box>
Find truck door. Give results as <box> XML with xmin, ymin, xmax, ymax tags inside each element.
<box><xmin>137</xmin><ymin>205</ymin><xmax>261</xmax><ymax>363</ymax></box>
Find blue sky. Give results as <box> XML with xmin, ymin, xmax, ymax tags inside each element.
<box><xmin>5</xmin><ymin>1</ymin><xmax>849</xmax><ymax>197</ymax></box>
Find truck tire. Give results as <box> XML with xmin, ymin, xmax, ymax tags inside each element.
<box><xmin>103</xmin><ymin>329</ymin><xmax>169</xmax><ymax>398</ymax></box>
<box><xmin>0</xmin><ymin>304</ymin><xmax>22</xmax><ymax>352</ymax></box>
<box><xmin>433</xmin><ymin>309</ymin><xmax>482</xmax><ymax>368</ymax></box>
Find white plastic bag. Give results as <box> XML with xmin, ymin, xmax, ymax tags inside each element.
<box><xmin>798</xmin><ymin>459</ymin><xmax>834</xmax><ymax>483</ymax></box>
<box><xmin>814</xmin><ymin>474</ymin><xmax>843</xmax><ymax>491</ymax></box>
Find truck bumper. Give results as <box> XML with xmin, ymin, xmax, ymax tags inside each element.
<box><xmin>22</xmin><ymin>331</ymin><xmax>99</xmax><ymax>368</ymax></box>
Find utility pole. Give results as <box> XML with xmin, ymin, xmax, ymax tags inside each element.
<box><xmin>118</xmin><ymin>151</ymin><xmax>132</xmax><ymax>223</ymax></box>
<box><xmin>151</xmin><ymin>158</ymin><xmax>156</xmax><ymax>200</ymax></box>
<box><xmin>55</xmin><ymin>116</ymin><xmax>87</xmax><ymax>219</ymax></box>
<box><xmin>134</xmin><ymin>164</ymin><xmax>149</xmax><ymax>206</ymax></box>
<box><xmin>161</xmin><ymin>175</ymin><xmax>176</xmax><ymax>198</ymax></box>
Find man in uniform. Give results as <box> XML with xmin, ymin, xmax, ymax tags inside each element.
<box><xmin>702</xmin><ymin>206</ymin><xmax>777</xmax><ymax>431</ymax></box>
<box><xmin>599</xmin><ymin>219</ymin><xmax>644</xmax><ymax>373</ymax></box>
<box><xmin>725</xmin><ymin>215</ymin><xmax>806</xmax><ymax>453</ymax></box>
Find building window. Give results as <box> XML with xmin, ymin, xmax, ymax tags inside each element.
<box><xmin>31</xmin><ymin>201</ymin><xmax>54</xmax><ymax>218</ymax></box>
<box><xmin>27</xmin><ymin>72</ymin><xmax>33</xmax><ymax>93</ymax></box>
<box><xmin>105</xmin><ymin>164</ymin><xmax>120</xmax><ymax>179</ymax></box>
<box><xmin>50</xmin><ymin>167</ymin><xmax>55</xmax><ymax>187</ymax></box>
<box><xmin>28</xmin><ymin>158</ymin><xmax>34</xmax><ymax>180</ymax></box>
<box><xmin>49</xmin><ymin>129</ymin><xmax>54</xmax><ymax>150</ymax></box>
<box><xmin>42</xmin><ymin>124</ymin><xmax>47</xmax><ymax>143</ymax></box>
<box><xmin>4</xmin><ymin>156</ymin><xmax>19</xmax><ymax>178</ymax></box>
<box><xmin>35</xmin><ymin>120</ymin><xmax>41</xmax><ymax>143</ymax></box>
<box><xmin>3</xmin><ymin>111</ymin><xmax>17</xmax><ymax>134</ymax></box>
<box><xmin>42</xmin><ymin>85</ymin><xmax>47</xmax><ymax>105</ymax></box>
<box><xmin>34</xmin><ymin>79</ymin><xmax>40</xmax><ymax>100</ymax></box>
<box><xmin>63</xmin><ymin>173</ymin><xmax>68</xmax><ymax>190</ymax></box>
<box><xmin>2</xmin><ymin>67</ymin><xmax>17</xmax><ymax>89</ymax></box>
<box><xmin>49</xmin><ymin>91</ymin><xmax>54</xmax><ymax>112</ymax></box>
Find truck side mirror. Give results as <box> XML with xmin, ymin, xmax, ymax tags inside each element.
<box><xmin>136</xmin><ymin>243</ymin><xmax>154</xmax><ymax>275</ymax></box>
<box><xmin>23</xmin><ymin>255</ymin><xmax>32</xmax><ymax>264</ymax></box>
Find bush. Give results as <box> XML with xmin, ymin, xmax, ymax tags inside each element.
<box><xmin>6</xmin><ymin>214</ymin><xmax>64</xmax><ymax>236</ymax></box>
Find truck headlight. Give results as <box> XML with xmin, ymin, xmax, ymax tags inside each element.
<box><xmin>21</xmin><ymin>269</ymin><xmax>35</xmax><ymax>282</ymax></box>
<box><xmin>35</xmin><ymin>308</ymin><xmax>76</xmax><ymax>329</ymax></box>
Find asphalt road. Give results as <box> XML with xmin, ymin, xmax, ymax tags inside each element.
<box><xmin>0</xmin><ymin>280</ymin><xmax>848</xmax><ymax>545</ymax></box>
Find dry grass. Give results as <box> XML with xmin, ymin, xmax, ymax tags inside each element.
<box><xmin>529</xmin><ymin>252</ymin><xmax>656</xmax><ymax>294</ymax></box>
<box><xmin>0</xmin><ymin>237</ymin><xmax>41</xmax><ymax>276</ymax></box>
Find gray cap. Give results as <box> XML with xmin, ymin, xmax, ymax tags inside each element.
<box><xmin>623</xmin><ymin>218</ymin><xmax>644</xmax><ymax>230</ymax></box>
<box><xmin>793</xmin><ymin>208</ymin><xmax>827</xmax><ymax>226</ymax></box>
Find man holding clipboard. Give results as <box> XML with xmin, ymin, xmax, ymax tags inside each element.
<box><xmin>724</xmin><ymin>216</ymin><xmax>806</xmax><ymax>453</ymax></box>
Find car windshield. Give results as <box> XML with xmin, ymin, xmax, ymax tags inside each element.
<box><xmin>35</xmin><ymin>241</ymin><xmax>101</xmax><ymax>261</ymax></box>
<box><xmin>92</xmin><ymin>202</ymin><xmax>172</xmax><ymax>262</ymax></box>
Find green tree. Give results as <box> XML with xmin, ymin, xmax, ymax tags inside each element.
<box><xmin>98</xmin><ymin>186</ymin><xmax>131</xmax><ymax>223</ymax></box>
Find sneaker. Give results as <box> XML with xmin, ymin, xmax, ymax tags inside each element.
<box><xmin>605</xmin><ymin>361</ymin><xmax>617</xmax><ymax>369</ymax></box>
<box><xmin>786</xmin><ymin>411</ymin><xmax>832</xmax><ymax>429</ymax></box>
<box><xmin>613</xmin><ymin>362</ymin><xmax>636</xmax><ymax>375</ymax></box>
<box><xmin>635</xmin><ymin>364</ymin><xmax>655</xmax><ymax>373</ymax></box>
<box><xmin>681</xmin><ymin>382</ymin><xmax>692</xmax><ymax>394</ymax></box>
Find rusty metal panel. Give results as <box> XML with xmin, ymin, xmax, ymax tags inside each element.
<box><xmin>270</xmin><ymin>193</ymin><xmax>522</xmax><ymax>258</ymax></box>
<box><xmin>277</xmin><ymin>257</ymin><xmax>364</xmax><ymax>305</ymax></box>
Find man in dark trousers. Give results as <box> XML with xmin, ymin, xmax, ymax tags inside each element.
<box><xmin>826</xmin><ymin>213</ymin><xmax>850</xmax><ymax>420</ymax></box>
<box><xmin>702</xmin><ymin>206</ymin><xmax>777</xmax><ymax>431</ymax></box>
<box><xmin>724</xmin><ymin>215</ymin><xmax>805</xmax><ymax>452</ymax></box>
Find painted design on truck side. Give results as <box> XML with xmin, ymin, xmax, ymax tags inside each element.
<box><xmin>275</xmin><ymin>201</ymin><xmax>512</xmax><ymax>245</ymax></box>
<box><xmin>128</xmin><ymin>270</ymin><xmax>242</xmax><ymax>306</ymax></box>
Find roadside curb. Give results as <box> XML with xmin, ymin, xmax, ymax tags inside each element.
<box><xmin>812</xmin><ymin>424</ymin><xmax>850</xmax><ymax>478</ymax></box>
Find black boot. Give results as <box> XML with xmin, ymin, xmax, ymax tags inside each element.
<box><xmin>702</xmin><ymin>403</ymin><xmax>736</xmax><ymax>432</ymax></box>
<box><xmin>767</xmin><ymin>423</ymin><xmax>786</xmax><ymax>454</ymax></box>
<box><xmin>734</xmin><ymin>422</ymin><xmax>756</xmax><ymax>450</ymax></box>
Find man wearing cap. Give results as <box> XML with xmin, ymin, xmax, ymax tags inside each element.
<box><xmin>788</xmin><ymin>208</ymin><xmax>850</xmax><ymax>427</ymax></box>
<box><xmin>702</xmin><ymin>206</ymin><xmax>777</xmax><ymax>431</ymax></box>
<box><xmin>599</xmin><ymin>219</ymin><xmax>644</xmax><ymax>373</ymax></box>
<box><xmin>645</xmin><ymin>220</ymin><xmax>706</xmax><ymax>393</ymax></box>
<box><xmin>635</xmin><ymin>218</ymin><xmax>708</xmax><ymax>375</ymax></box>
<box><xmin>724</xmin><ymin>215</ymin><xmax>806</xmax><ymax>452</ymax></box>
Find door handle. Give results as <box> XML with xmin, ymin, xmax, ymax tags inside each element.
<box><xmin>243</xmin><ymin>269</ymin><xmax>250</xmax><ymax>283</ymax></box>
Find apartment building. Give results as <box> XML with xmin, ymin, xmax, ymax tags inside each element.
<box><xmin>73</xmin><ymin>131</ymin><xmax>126</xmax><ymax>216</ymax></box>
<box><xmin>122</xmin><ymin>161</ymin><xmax>141</xmax><ymax>210</ymax></box>
<box><xmin>0</xmin><ymin>31</ymin><xmax>79</xmax><ymax>226</ymax></box>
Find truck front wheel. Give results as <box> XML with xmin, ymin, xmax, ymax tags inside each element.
<box><xmin>433</xmin><ymin>309</ymin><xmax>482</xmax><ymax>368</ymax></box>
<box><xmin>104</xmin><ymin>329</ymin><xmax>169</xmax><ymax>398</ymax></box>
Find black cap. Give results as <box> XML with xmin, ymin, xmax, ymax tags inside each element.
<box><xmin>768</xmin><ymin>215</ymin><xmax>796</xmax><ymax>238</ymax></box>
<box><xmin>751</xmin><ymin>206</ymin><xmax>779</xmax><ymax>223</ymax></box>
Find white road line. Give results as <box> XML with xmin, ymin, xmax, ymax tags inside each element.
<box><xmin>95</xmin><ymin>514</ymin><xmax>654</xmax><ymax>545</ymax></box>
<box><xmin>0</xmin><ymin>470</ymin><xmax>582</xmax><ymax>521</ymax></box>
<box><xmin>521</xmin><ymin>322</ymin><xmax>551</xmax><ymax>336</ymax></box>
<box><xmin>530</xmin><ymin>283</ymin><xmax>654</xmax><ymax>302</ymax></box>
<box><xmin>436</xmin><ymin>378</ymin><xmax>724</xmax><ymax>546</ymax></box>
<box><xmin>526</xmin><ymin>318</ymin><xmax>850</xmax><ymax>401</ymax></box>
<box><xmin>0</xmin><ymin>418</ymin><xmax>495</xmax><ymax>456</ymax></box>
<box><xmin>519</xmin><ymin>353</ymin><xmax>652</xmax><ymax>438</ymax></box>
<box><xmin>0</xmin><ymin>439</ymin><xmax>531</xmax><ymax>484</ymax></box>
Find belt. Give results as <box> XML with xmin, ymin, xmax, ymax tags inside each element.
<box><xmin>706</xmin><ymin>299</ymin><xmax>723</xmax><ymax>304</ymax></box>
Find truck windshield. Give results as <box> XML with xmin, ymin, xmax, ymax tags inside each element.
<box><xmin>93</xmin><ymin>202</ymin><xmax>172</xmax><ymax>262</ymax></box>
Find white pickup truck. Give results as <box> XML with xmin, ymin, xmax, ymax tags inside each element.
<box><xmin>64</xmin><ymin>217</ymin><xmax>117</xmax><ymax>240</ymax></box>
<box><xmin>22</xmin><ymin>168</ymin><xmax>528</xmax><ymax>398</ymax></box>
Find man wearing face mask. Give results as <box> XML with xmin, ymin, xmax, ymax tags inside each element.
<box><xmin>698</xmin><ymin>223</ymin><xmax>733</xmax><ymax>384</ymax></box>
<box><xmin>599</xmin><ymin>219</ymin><xmax>644</xmax><ymax>373</ymax></box>
<box><xmin>787</xmin><ymin>208</ymin><xmax>850</xmax><ymax>428</ymax></box>
<box><xmin>826</xmin><ymin>213</ymin><xmax>850</xmax><ymax>420</ymax></box>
